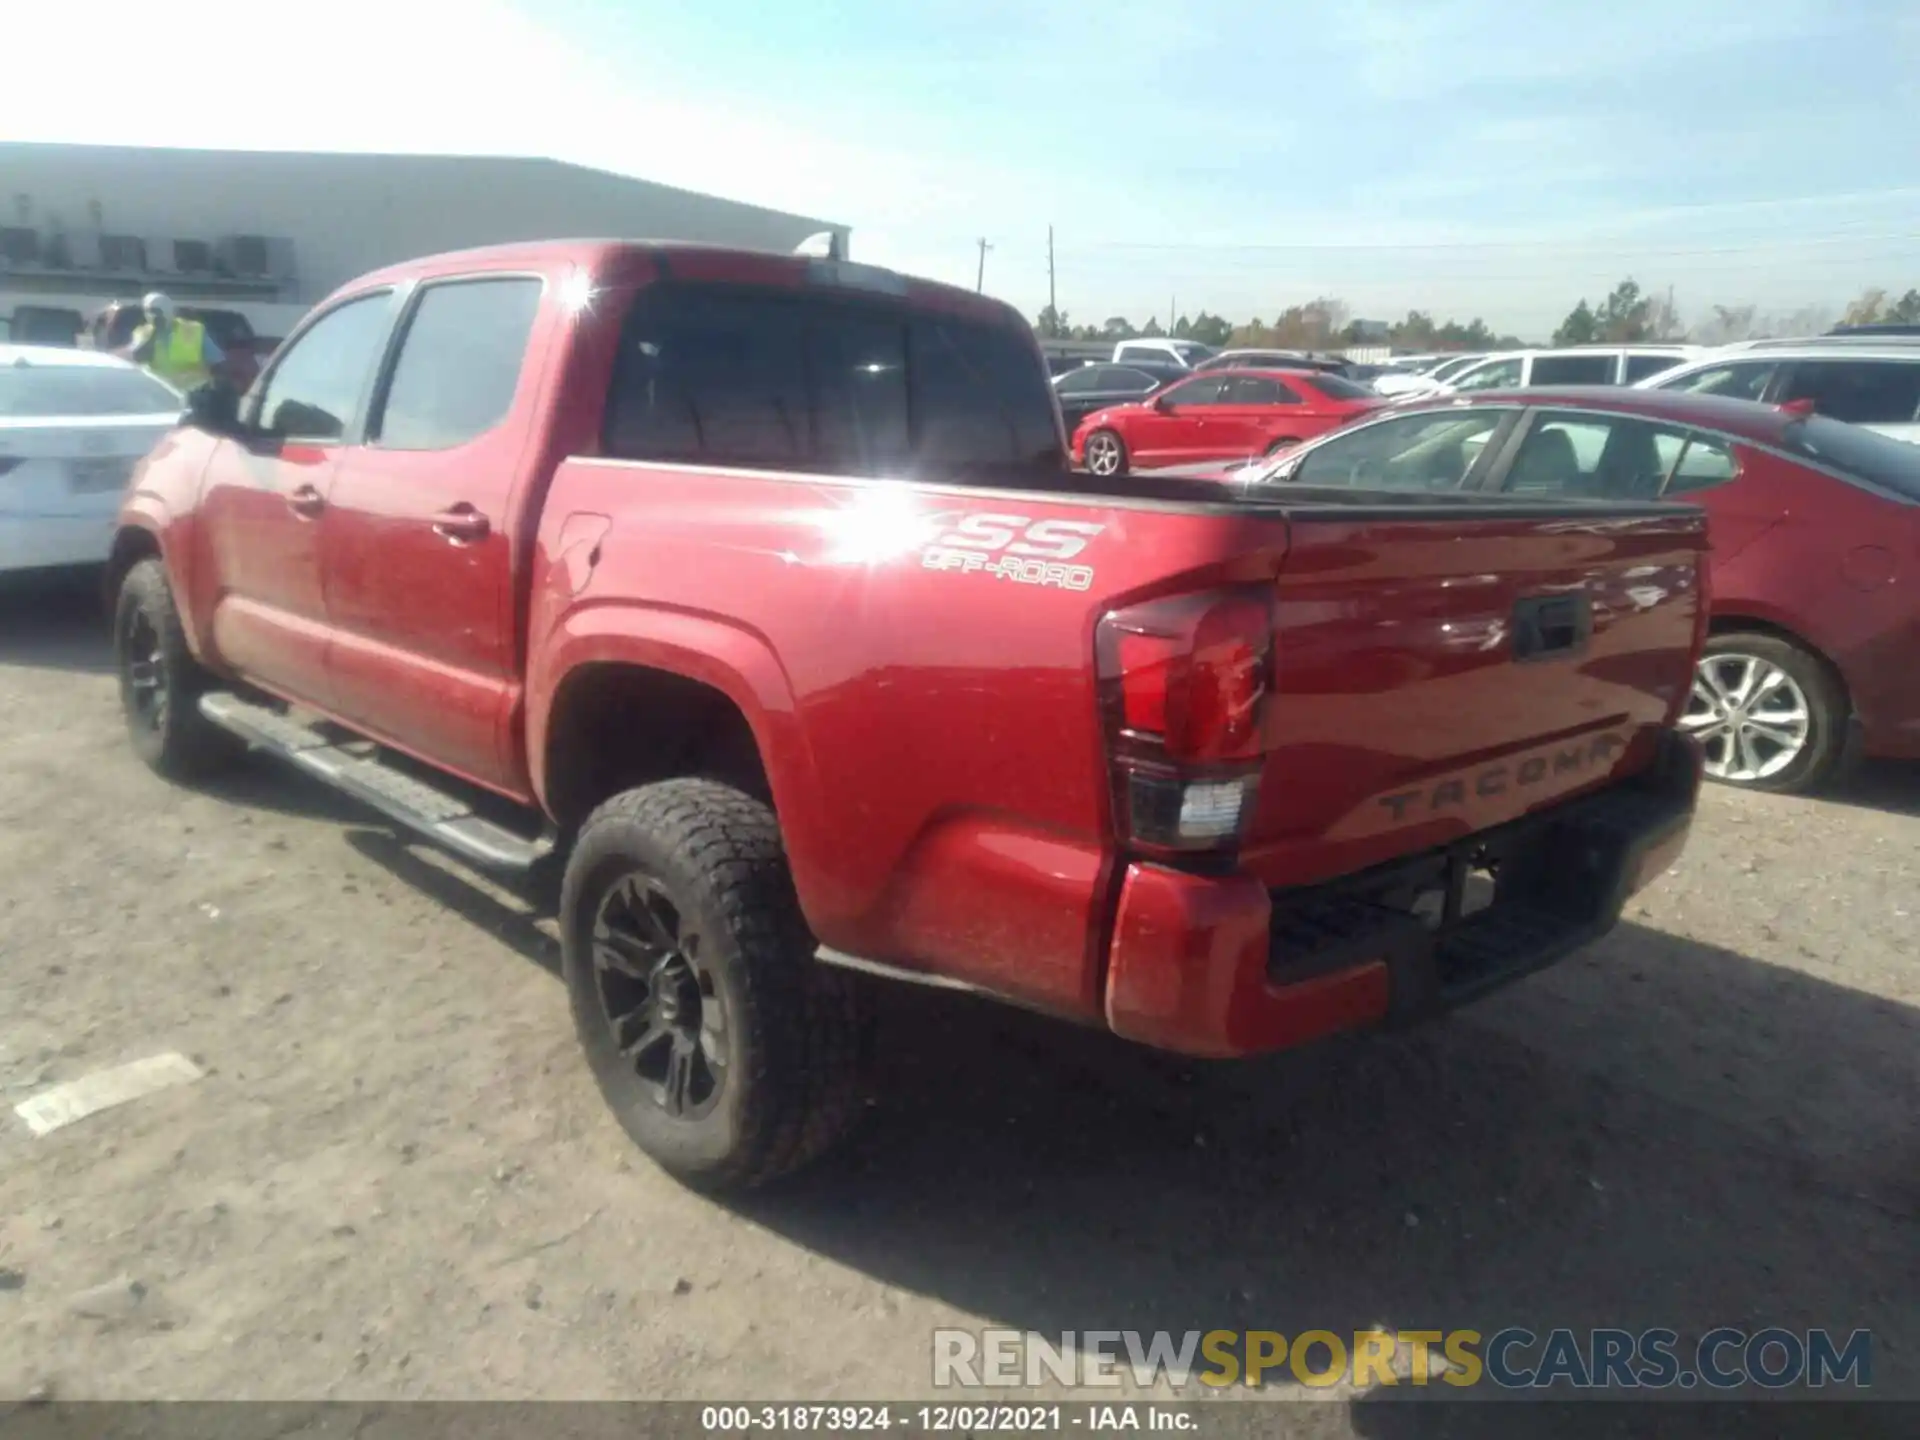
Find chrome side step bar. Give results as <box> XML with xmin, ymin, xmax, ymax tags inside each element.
<box><xmin>198</xmin><ymin>693</ymin><xmax>553</xmax><ymax>875</ymax></box>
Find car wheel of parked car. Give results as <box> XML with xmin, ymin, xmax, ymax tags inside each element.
<box><xmin>1084</xmin><ymin>429</ymin><xmax>1128</xmax><ymax>477</ymax></box>
<box><xmin>560</xmin><ymin>777</ymin><xmax>869</xmax><ymax>1190</ymax></box>
<box><xmin>114</xmin><ymin>558</ymin><xmax>243</xmax><ymax>781</ymax></box>
<box><xmin>1681</xmin><ymin>632</ymin><xmax>1848</xmax><ymax>794</ymax></box>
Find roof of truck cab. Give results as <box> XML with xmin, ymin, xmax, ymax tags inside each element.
<box><xmin>1393</xmin><ymin>386</ymin><xmax>1817</xmax><ymax>446</ymax></box>
<box><xmin>343</xmin><ymin>240</ymin><xmax>1015</xmax><ymax>322</ymax></box>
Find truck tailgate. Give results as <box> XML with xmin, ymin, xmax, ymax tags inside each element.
<box><xmin>1240</xmin><ymin>503</ymin><xmax>1707</xmax><ymax>887</ymax></box>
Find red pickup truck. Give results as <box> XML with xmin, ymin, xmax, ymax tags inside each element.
<box><xmin>108</xmin><ymin>240</ymin><xmax>1707</xmax><ymax>1190</ymax></box>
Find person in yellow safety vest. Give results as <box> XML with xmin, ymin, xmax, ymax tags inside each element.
<box><xmin>124</xmin><ymin>292</ymin><xmax>227</xmax><ymax>394</ymax></box>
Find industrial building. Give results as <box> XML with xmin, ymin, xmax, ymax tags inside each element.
<box><xmin>0</xmin><ymin>143</ymin><xmax>850</xmax><ymax>345</ymax></box>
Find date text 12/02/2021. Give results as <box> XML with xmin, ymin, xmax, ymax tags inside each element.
<box><xmin>701</xmin><ymin>1406</ymin><xmax>1195</xmax><ymax>1432</ymax></box>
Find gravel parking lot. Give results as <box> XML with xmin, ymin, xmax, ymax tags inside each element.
<box><xmin>0</xmin><ymin>574</ymin><xmax>1914</xmax><ymax>1426</ymax></box>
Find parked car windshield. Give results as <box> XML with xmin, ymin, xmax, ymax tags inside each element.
<box><xmin>1787</xmin><ymin>414</ymin><xmax>1920</xmax><ymax>501</ymax></box>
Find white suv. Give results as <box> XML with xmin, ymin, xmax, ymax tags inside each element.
<box><xmin>1634</xmin><ymin>344</ymin><xmax>1920</xmax><ymax>445</ymax></box>
<box><xmin>1431</xmin><ymin>346</ymin><xmax>1701</xmax><ymax>395</ymax></box>
<box><xmin>1111</xmin><ymin>339</ymin><xmax>1218</xmax><ymax>369</ymax></box>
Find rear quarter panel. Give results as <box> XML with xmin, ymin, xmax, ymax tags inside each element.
<box><xmin>1707</xmin><ymin>462</ymin><xmax>1920</xmax><ymax>757</ymax></box>
<box><xmin>528</xmin><ymin>462</ymin><xmax>1295</xmax><ymax>1021</ymax></box>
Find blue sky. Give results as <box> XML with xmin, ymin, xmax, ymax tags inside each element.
<box><xmin>8</xmin><ymin>0</ymin><xmax>1919</xmax><ymax>336</ymax></box>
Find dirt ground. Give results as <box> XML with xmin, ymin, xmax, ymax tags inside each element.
<box><xmin>0</xmin><ymin>574</ymin><xmax>1914</xmax><ymax>1428</ymax></box>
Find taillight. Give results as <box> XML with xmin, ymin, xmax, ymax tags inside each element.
<box><xmin>1096</xmin><ymin>587</ymin><xmax>1275</xmax><ymax>852</ymax></box>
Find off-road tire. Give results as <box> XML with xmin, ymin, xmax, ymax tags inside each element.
<box><xmin>560</xmin><ymin>778</ymin><xmax>868</xmax><ymax>1190</ymax></box>
<box><xmin>114</xmin><ymin>557</ymin><xmax>242</xmax><ymax>781</ymax></box>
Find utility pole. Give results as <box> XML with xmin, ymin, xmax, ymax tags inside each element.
<box><xmin>976</xmin><ymin>237</ymin><xmax>992</xmax><ymax>294</ymax></box>
<box><xmin>1047</xmin><ymin>226</ymin><xmax>1056</xmax><ymax>320</ymax></box>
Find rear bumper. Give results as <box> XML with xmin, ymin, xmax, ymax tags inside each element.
<box><xmin>1103</xmin><ymin>730</ymin><xmax>1703</xmax><ymax>1058</ymax></box>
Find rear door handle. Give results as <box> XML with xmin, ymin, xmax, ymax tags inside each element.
<box><xmin>287</xmin><ymin>484</ymin><xmax>325</xmax><ymax>518</ymax></box>
<box><xmin>432</xmin><ymin>503</ymin><xmax>491</xmax><ymax>543</ymax></box>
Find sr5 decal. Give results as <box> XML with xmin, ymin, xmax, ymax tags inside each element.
<box><xmin>922</xmin><ymin>513</ymin><xmax>1106</xmax><ymax>591</ymax></box>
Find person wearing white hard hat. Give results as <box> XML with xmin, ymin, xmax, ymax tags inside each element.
<box><xmin>123</xmin><ymin>292</ymin><xmax>226</xmax><ymax>393</ymax></box>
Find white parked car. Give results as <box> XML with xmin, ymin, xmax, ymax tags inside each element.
<box><xmin>1634</xmin><ymin>344</ymin><xmax>1920</xmax><ymax>445</ymax></box>
<box><xmin>0</xmin><ymin>347</ymin><xmax>183</xmax><ymax>575</ymax></box>
<box><xmin>1372</xmin><ymin>352</ymin><xmax>1490</xmax><ymax>398</ymax></box>
<box><xmin>1420</xmin><ymin>346</ymin><xmax>1701</xmax><ymax>397</ymax></box>
<box><xmin>1111</xmin><ymin>338</ymin><xmax>1218</xmax><ymax>369</ymax></box>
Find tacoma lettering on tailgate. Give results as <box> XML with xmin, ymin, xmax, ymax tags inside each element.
<box><xmin>1377</xmin><ymin>731</ymin><xmax>1629</xmax><ymax>821</ymax></box>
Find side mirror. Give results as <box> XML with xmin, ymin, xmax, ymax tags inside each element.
<box><xmin>182</xmin><ymin>382</ymin><xmax>243</xmax><ymax>438</ymax></box>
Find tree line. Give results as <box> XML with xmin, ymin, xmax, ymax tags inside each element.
<box><xmin>1034</xmin><ymin>300</ymin><xmax>1521</xmax><ymax>352</ymax></box>
<box><xmin>1035</xmin><ymin>278</ymin><xmax>1920</xmax><ymax>352</ymax></box>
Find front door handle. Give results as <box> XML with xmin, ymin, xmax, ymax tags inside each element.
<box><xmin>432</xmin><ymin>503</ymin><xmax>491</xmax><ymax>544</ymax></box>
<box><xmin>287</xmin><ymin>484</ymin><xmax>325</xmax><ymax>518</ymax></box>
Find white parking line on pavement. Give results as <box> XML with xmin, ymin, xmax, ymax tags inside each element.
<box><xmin>12</xmin><ymin>1052</ymin><xmax>205</xmax><ymax>1137</ymax></box>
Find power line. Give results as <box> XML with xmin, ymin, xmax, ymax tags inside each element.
<box><xmin>1055</xmin><ymin>230</ymin><xmax>1920</xmax><ymax>258</ymax></box>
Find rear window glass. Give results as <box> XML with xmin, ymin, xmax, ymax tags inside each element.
<box><xmin>1778</xmin><ymin>360</ymin><xmax>1920</xmax><ymax>425</ymax></box>
<box><xmin>0</xmin><ymin>364</ymin><xmax>181</xmax><ymax>417</ymax></box>
<box><xmin>1304</xmin><ymin>373</ymin><xmax>1376</xmax><ymax>401</ymax></box>
<box><xmin>604</xmin><ymin>285</ymin><xmax>1061</xmax><ymax>485</ymax></box>
<box><xmin>1787</xmin><ymin>415</ymin><xmax>1920</xmax><ymax>501</ymax></box>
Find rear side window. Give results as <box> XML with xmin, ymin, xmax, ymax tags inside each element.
<box><xmin>1658</xmin><ymin>360</ymin><xmax>1774</xmax><ymax>401</ymax></box>
<box><xmin>603</xmin><ymin>285</ymin><xmax>1059</xmax><ymax>484</ymax></box>
<box><xmin>1160</xmin><ymin>376</ymin><xmax>1228</xmax><ymax>407</ymax></box>
<box><xmin>1778</xmin><ymin>360</ymin><xmax>1920</xmax><ymax>425</ymax></box>
<box><xmin>1054</xmin><ymin>368</ymin><xmax>1104</xmax><ymax>395</ymax></box>
<box><xmin>1222</xmin><ymin>376</ymin><xmax>1292</xmax><ymax>404</ymax></box>
<box><xmin>375</xmin><ymin>278</ymin><xmax>543</xmax><ymax>450</ymax></box>
<box><xmin>1288</xmin><ymin>410</ymin><xmax>1506</xmax><ymax>490</ymax></box>
<box><xmin>1500</xmin><ymin>412</ymin><xmax>1686</xmax><ymax>499</ymax></box>
<box><xmin>1452</xmin><ymin>357</ymin><xmax>1524</xmax><ymax>391</ymax></box>
<box><xmin>1624</xmin><ymin>352</ymin><xmax>1685</xmax><ymax>382</ymax></box>
<box><xmin>1787</xmin><ymin>416</ymin><xmax>1920</xmax><ymax>500</ymax></box>
<box><xmin>1664</xmin><ymin>433</ymin><xmax>1741</xmax><ymax>494</ymax></box>
<box><xmin>1530</xmin><ymin>354</ymin><xmax>1616</xmax><ymax>386</ymax></box>
<box><xmin>0</xmin><ymin>364</ymin><xmax>180</xmax><ymax>417</ymax></box>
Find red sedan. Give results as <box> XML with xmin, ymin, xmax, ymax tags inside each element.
<box><xmin>1070</xmin><ymin>368</ymin><xmax>1383</xmax><ymax>477</ymax></box>
<box><xmin>1225</xmin><ymin>387</ymin><xmax>1920</xmax><ymax>792</ymax></box>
